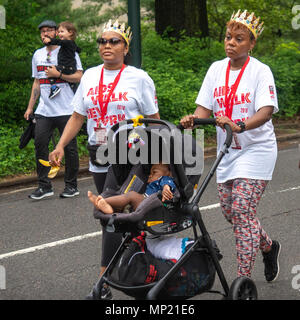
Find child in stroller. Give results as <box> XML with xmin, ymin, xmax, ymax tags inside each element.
<box><xmin>88</xmin><ymin>163</ymin><xmax>176</xmax><ymax>214</ymax></box>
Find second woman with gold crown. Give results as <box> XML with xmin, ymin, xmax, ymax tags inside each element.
<box><xmin>180</xmin><ymin>10</ymin><xmax>281</xmax><ymax>284</ymax></box>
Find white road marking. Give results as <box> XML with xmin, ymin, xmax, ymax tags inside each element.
<box><xmin>0</xmin><ymin>176</ymin><xmax>92</xmax><ymax>196</ymax></box>
<box><xmin>0</xmin><ymin>203</ymin><xmax>220</xmax><ymax>261</ymax></box>
<box><xmin>199</xmin><ymin>203</ymin><xmax>220</xmax><ymax>210</ymax></box>
<box><xmin>277</xmin><ymin>186</ymin><xmax>300</xmax><ymax>193</ymax></box>
<box><xmin>1</xmin><ymin>187</ymin><xmax>36</xmax><ymax>195</ymax></box>
<box><xmin>0</xmin><ymin>231</ymin><xmax>102</xmax><ymax>260</ymax></box>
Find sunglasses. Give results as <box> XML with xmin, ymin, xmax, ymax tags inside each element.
<box><xmin>46</xmin><ymin>51</ymin><xmax>51</xmax><ymax>63</ymax></box>
<box><xmin>97</xmin><ymin>37</ymin><xmax>124</xmax><ymax>45</ymax></box>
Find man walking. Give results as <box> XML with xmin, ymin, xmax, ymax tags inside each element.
<box><xmin>24</xmin><ymin>20</ymin><xmax>83</xmax><ymax>199</ymax></box>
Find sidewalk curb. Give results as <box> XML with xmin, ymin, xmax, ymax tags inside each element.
<box><xmin>1</xmin><ymin>132</ymin><xmax>299</xmax><ymax>189</ymax></box>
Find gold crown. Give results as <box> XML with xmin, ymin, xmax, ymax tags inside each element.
<box><xmin>102</xmin><ymin>19</ymin><xmax>132</xmax><ymax>45</ymax></box>
<box><xmin>230</xmin><ymin>9</ymin><xmax>264</xmax><ymax>39</ymax></box>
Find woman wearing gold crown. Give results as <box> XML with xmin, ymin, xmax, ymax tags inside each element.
<box><xmin>180</xmin><ymin>10</ymin><xmax>281</xmax><ymax>282</ymax></box>
<box><xmin>49</xmin><ymin>19</ymin><xmax>160</xmax><ymax>299</ymax></box>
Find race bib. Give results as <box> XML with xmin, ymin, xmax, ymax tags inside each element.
<box><xmin>94</xmin><ymin>127</ymin><xmax>107</xmax><ymax>145</ymax></box>
<box><xmin>231</xmin><ymin>133</ymin><xmax>242</xmax><ymax>150</ymax></box>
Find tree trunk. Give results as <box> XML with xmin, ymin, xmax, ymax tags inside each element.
<box><xmin>155</xmin><ymin>0</ymin><xmax>209</xmax><ymax>38</ymax></box>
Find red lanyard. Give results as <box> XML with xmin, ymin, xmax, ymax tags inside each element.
<box><xmin>224</xmin><ymin>56</ymin><xmax>250</xmax><ymax>119</ymax></box>
<box><xmin>98</xmin><ymin>64</ymin><xmax>126</xmax><ymax>123</ymax></box>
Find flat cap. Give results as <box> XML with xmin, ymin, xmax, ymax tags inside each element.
<box><xmin>38</xmin><ymin>20</ymin><xmax>57</xmax><ymax>30</ymax></box>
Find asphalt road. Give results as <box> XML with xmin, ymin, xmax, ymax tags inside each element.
<box><xmin>0</xmin><ymin>141</ymin><xmax>299</xmax><ymax>301</ymax></box>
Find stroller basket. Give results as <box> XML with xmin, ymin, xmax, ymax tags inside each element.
<box><xmin>104</xmin><ymin>233</ymin><xmax>221</xmax><ymax>300</ymax></box>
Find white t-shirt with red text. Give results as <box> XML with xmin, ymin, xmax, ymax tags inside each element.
<box><xmin>32</xmin><ymin>46</ymin><xmax>83</xmax><ymax>117</ymax></box>
<box><xmin>195</xmin><ymin>57</ymin><xmax>278</xmax><ymax>183</ymax></box>
<box><xmin>71</xmin><ymin>64</ymin><xmax>159</xmax><ymax>173</ymax></box>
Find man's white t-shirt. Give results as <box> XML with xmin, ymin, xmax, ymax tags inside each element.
<box><xmin>195</xmin><ymin>57</ymin><xmax>278</xmax><ymax>183</ymax></box>
<box><xmin>71</xmin><ymin>64</ymin><xmax>159</xmax><ymax>173</ymax></box>
<box><xmin>32</xmin><ymin>46</ymin><xmax>83</xmax><ymax>117</ymax></box>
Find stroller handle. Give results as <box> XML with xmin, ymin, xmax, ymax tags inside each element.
<box><xmin>177</xmin><ymin>118</ymin><xmax>232</xmax><ymax>149</ymax></box>
<box><xmin>111</xmin><ymin>117</ymin><xmax>232</xmax><ymax>148</ymax></box>
<box><xmin>109</xmin><ymin>117</ymin><xmax>177</xmax><ymax>134</ymax></box>
<box><xmin>176</xmin><ymin>117</ymin><xmax>216</xmax><ymax>130</ymax></box>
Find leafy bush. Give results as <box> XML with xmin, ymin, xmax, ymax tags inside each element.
<box><xmin>0</xmin><ymin>126</ymin><xmax>36</xmax><ymax>178</ymax></box>
<box><xmin>0</xmin><ymin>80</ymin><xmax>33</xmax><ymax>127</ymax></box>
<box><xmin>76</xmin><ymin>32</ymin><xmax>101</xmax><ymax>70</ymax></box>
<box><xmin>0</xmin><ymin>123</ymin><xmax>88</xmax><ymax>178</ymax></box>
<box><xmin>142</xmin><ymin>30</ymin><xmax>223</xmax><ymax>137</ymax></box>
<box><xmin>260</xmin><ymin>42</ymin><xmax>300</xmax><ymax>118</ymax></box>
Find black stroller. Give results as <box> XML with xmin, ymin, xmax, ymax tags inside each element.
<box><xmin>88</xmin><ymin>117</ymin><xmax>258</xmax><ymax>300</ymax></box>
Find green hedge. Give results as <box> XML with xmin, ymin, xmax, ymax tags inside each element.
<box><xmin>0</xmin><ymin>126</ymin><xmax>88</xmax><ymax>178</ymax></box>
<box><xmin>260</xmin><ymin>42</ymin><xmax>300</xmax><ymax>118</ymax></box>
<box><xmin>142</xmin><ymin>32</ymin><xmax>224</xmax><ymax>132</ymax></box>
<box><xmin>0</xmin><ymin>126</ymin><xmax>35</xmax><ymax>178</ymax></box>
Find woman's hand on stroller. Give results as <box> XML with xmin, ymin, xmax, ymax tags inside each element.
<box><xmin>179</xmin><ymin>114</ymin><xmax>196</xmax><ymax>129</ymax></box>
<box><xmin>216</xmin><ymin>116</ymin><xmax>242</xmax><ymax>133</ymax></box>
<box><xmin>162</xmin><ymin>185</ymin><xmax>174</xmax><ymax>202</ymax></box>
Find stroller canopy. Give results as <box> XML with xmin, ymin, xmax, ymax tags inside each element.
<box><xmin>98</xmin><ymin>122</ymin><xmax>204</xmax><ymax>195</ymax></box>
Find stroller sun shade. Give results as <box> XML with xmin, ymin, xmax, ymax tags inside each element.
<box><xmin>96</xmin><ymin>124</ymin><xmax>204</xmax><ymax>191</ymax></box>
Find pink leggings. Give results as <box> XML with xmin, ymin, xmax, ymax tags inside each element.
<box><xmin>217</xmin><ymin>178</ymin><xmax>272</xmax><ymax>277</ymax></box>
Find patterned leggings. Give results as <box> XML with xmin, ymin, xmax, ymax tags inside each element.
<box><xmin>217</xmin><ymin>178</ymin><xmax>272</xmax><ymax>277</ymax></box>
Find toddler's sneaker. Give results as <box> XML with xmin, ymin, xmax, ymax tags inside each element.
<box><xmin>100</xmin><ymin>284</ymin><xmax>113</xmax><ymax>300</ymax></box>
<box><xmin>262</xmin><ymin>240</ymin><xmax>281</xmax><ymax>282</ymax></box>
<box><xmin>49</xmin><ymin>85</ymin><xmax>61</xmax><ymax>99</ymax></box>
<box><xmin>85</xmin><ymin>282</ymin><xmax>113</xmax><ymax>300</ymax></box>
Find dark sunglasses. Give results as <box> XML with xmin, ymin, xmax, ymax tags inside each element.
<box><xmin>97</xmin><ymin>37</ymin><xmax>124</xmax><ymax>45</ymax></box>
<box><xmin>46</xmin><ymin>51</ymin><xmax>51</xmax><ymax>62</ymax></box>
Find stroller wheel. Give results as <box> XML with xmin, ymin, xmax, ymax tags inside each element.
<box><xmin>228</xmin><ymin>276</ymin><xmax>258</xmax><ymax>300</ymax></box>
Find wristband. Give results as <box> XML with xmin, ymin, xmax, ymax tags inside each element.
<box><xmin>236</xmin><ymin>121</ymin><xmax>246</xmax><ymax>133</ymax></box>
